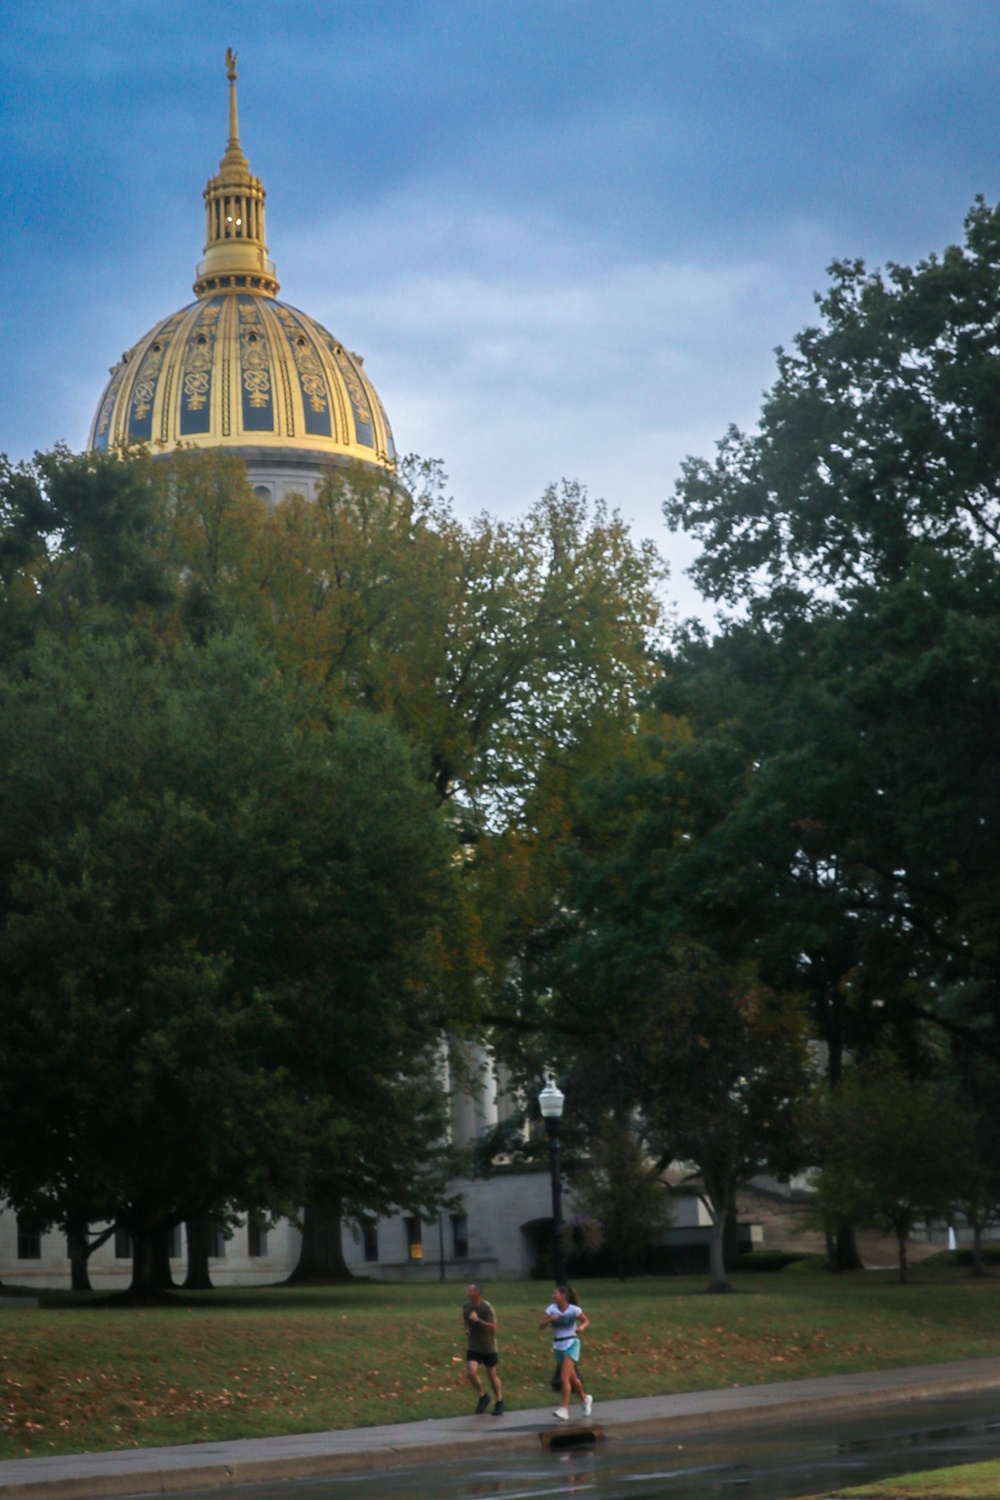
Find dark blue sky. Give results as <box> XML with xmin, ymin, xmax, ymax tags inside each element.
<box><xmin>3</xmin><ymin>0</ymin><xmax>999</xmax><ymax>608</ymax></box>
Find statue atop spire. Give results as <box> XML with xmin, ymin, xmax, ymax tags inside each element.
<box><xmin>193</xmin><ymin>51</ymin><xmax>279</xmax><ymax>299</ymax></box>
<box><xmin>223</xmin><ymin>47</ymin><xmax>243</xmax><ymax>162</ymax></box>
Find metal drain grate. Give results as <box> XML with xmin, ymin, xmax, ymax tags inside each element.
<box><xmin>541</xmin><ymin>1425</ymin><xmax>603</xmax><ymax>1452</ymax></box>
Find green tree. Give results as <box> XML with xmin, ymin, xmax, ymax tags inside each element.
<box><xmin>638</xmin><ymin>963</ymin><xmax>809</xmax><ymax>1292</ymax></box>
<box><xmin>658</xmin><ymin>200</ymin><xmax>1000</xmax><ymax>1261</ymax></box>
<box><xmin>666</xmin><ymin>199</ymin><xmax>1000</xmax><ymax>609</ymax></box>
<box><xmin>640</xmin><ymin>632</ymin><xmax>927</xmax><ymax>1270</ymax></box>
<box><xmin>153</xmin><ymin>449</ymin><xmax>670</xmax><ymax>1055</ymax></box>
<box><xmin>523</xmin><ymin>726</ymin><xmax>813</xmax><ymax>1291</ymax></box>
<box><xmin>0</xmin><ymin>445</ymin><xmax>669</xmax><ymax>1276</ymax></box>
<box><xmin>571</xmin><ymin>1117</ymin><xmax>672</xmax><ymax>1280</ymax></box>
<box><xmin>813</xmin><ymin>1054</ymin><xmax>970</xmax><ymax>1282</ymax></box>
<box><xmin>661</xmin><ymin>200</ymin><xmax>1000</xmax><ymax>1059</ymax></box>
<box><xmin>0</xmin><ymin>631</ymin><xmax>454</xmax><ymax>1294</ymax></box>
<box><xmin>0</xmin><ymin>446</ymin><xmax>172</xmax><ymax>656</ymax></box>
<box><xmin>948</xmin><ymin>1050</ymin><xmax>1000</xmax><ymax>1277</ymax></box>
<box><xmin>155</xmin><ymin>454</ymin><xmax>666</xmax><ymax>820</ymax></box>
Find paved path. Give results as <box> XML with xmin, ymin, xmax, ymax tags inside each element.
<box><xmin>2</xmin><ymin>1356</ymin><xmax>1000</xmax><ymax>1500</ymax></box>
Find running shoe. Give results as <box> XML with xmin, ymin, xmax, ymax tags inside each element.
<box><xmin>582</xmin><ymin>1394</ymin><xmax>593</xmax><ymax>1417</ymax></box>
<box><xmin>475</xmin><ymin>1394</ymin><xmax>490</xmax><ymax>1414</ymax></box>
<box><xmin>492</xmin><ymin>1400</ymin><xmax>506</xmax><ymax>1416</ymax></box>
<box><xmin>552</xmin><ymin>1405</ymin><xmax>569</xmax><ymax>1421</ymax></box>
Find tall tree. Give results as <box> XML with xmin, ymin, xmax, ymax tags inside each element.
<box><xmin>660</xmin><ymin>204</ymin><xmax>1000</xmax><ymax>1035</ymax></box>
<box><xmin>518</xmin><ymin>713</ymin><xmax>813</xmax><ymax>1291</ymax></box>
<box><xmin>153</xmin><ymin>450</ymin><xmax>669</xmax><ymax>1037</ymax></box>
<box><xmin>0</xmin><ymin>631</ymin><xmax>454</xmax><ymax>1293</ymax></box>
<box><xmin>658</xmin><ymin>199</ymin><xmax>1000</xmax><ymax>1255</ymax></box>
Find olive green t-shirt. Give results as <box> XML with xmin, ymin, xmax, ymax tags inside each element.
<box><xmin>462</xmin><ymin>1298</ymin><xmax>497</xmax><ymax>1355</ymax></box>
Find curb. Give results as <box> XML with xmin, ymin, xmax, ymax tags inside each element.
<box><xmin>2</xmin><ymin>1358</ymin><xmax>1000</xmax><ymax>1499</ymax></box>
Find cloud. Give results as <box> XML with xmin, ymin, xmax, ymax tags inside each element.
<box><xmin>285</xmin><ymin>191</ymin><xmax>831</xmax><ymax>615</ymax></box>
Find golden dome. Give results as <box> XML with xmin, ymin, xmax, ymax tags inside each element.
<box><xmin>89</xmin><ymin>51</ymin><xmax>396</xmax><ymax>475</ymax></box>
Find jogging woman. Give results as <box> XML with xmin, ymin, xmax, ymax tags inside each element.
<box><xmin>540</xmin><ymin>1285</ymin><xmax>593</xmax><ymax>1421</ymax></box>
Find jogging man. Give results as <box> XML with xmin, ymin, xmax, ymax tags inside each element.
<box><xmin>540</xmin><ymin>1284</ymin><xmax>592</xmax><ymax>1421</ymax></box>
<box><xmin>462</xmin><ymin>1282</ymin><xmax>505</xmax><ymax>1415</ymax></box>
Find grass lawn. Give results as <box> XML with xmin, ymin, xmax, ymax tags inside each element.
<box><xmin>833</xmin><ymin>1457</ymin><xmax>1000</xmax><ymax>1497</ymax></box>
<box><xmin>3</xmin><ymin>1260</ymin><xmax>1000</xmax><ymax>1461</ymax></box>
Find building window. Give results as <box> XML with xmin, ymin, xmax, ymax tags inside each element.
<box><xmin>208</xmin><ymin>1225</ymin><xmax>228</xmax><ymax>1259</ymax></box>
<box><xmin>247</xmin><ymin>1218</ymin><xmax>268</xmax><ymax>1258</ymax></box>
<box><xmin>16</xmin><ymin>1218</ymin><xmax>41</xmax><ymax>1261</ymax></box>
<box><xmin>114</xmin><ymin>1226</ymin><xmax>132</xmax><ymax>1259</ymax></box>
<box><xmin>167</xmin><ymin>1225</ymin><xmax>183</xmax><ymax>1259</ymax></box>
<box><xmin>362</xmin><ymin>1221</ymin><xmax>379</xmax><ymax>1263</ymax></box>
<box><xmin>451</xmin><ymin>1213</ymin><xmax>469</xmax><ymax>1259</ymax></box>
<box><xmin>253</xmin><ymin>484</ymin><xmax>272</xmax><ymax>503</ymax></box>
<box><xmin>405</xmin><ymin>1217</ymin><xmax>423</xmax><ymax>1260</ymax></box>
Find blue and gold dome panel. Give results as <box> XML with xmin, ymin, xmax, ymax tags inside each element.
<box><xmin>90</xmin><ymin>293</ymin><xmax>395</xmax><ymax>467</ymax></box>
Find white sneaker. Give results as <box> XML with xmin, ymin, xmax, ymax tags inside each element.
<box><xmin>552</xmin><ymin>1405</ymin><xmax>569</xmax><ymax>1421</ymax></box>
<box><xmin>582</xmin><ymin>1394</ymin><xmax>593</xmax><ymax>1417</ymax></box>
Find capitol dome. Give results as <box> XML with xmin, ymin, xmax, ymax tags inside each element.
<box><xmin>89</xmin><ymin>52</ymin><xmax>396</xmax><ymax>502</ymax></box>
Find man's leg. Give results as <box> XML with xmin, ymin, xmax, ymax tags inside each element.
<box><xmin>466</xmin><ymin>1358</ymin><xmax>486</xmax><ymax>1399</ymax></box>
<box><xmin>487</xmin><ymin>1362</ymin><xmax>503</xmax><ymax>1401</ymax></box>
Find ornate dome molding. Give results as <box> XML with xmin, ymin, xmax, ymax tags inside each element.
<box><xmin>89</xmin><ymin>294</ymin><xmax>396</xmax><ymax>467</ymax></box>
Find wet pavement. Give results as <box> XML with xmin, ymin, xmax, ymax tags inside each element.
<box><xmin>4</xmin><ymin>1361</ymin><xmax>1000</xmax><ymax>1499</ymax></box>
<box><xmin>208</xmin><ymin>1392</ymin><xmax>1000</xmax><ymax>1499</ymax></box>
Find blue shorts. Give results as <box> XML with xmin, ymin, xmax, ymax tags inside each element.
<box><xmin>554</xmin><ymin>1339</ymin><xmax>581</xmax><ymax>1365</ymax></box>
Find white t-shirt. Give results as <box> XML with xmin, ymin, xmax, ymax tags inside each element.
<box><xmin>546</xmin><ymin>1302</ymin><xmax>583</xmax><ymax>1350</ymax></box>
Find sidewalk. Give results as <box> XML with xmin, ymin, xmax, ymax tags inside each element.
<box><xmin>2</xmin><ymin>1356</ymin><xmax>1000</xmax><ymax>1500</ymax></box>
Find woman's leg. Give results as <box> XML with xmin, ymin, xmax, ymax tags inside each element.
<box><xmin>560</xmin><ymin>1354</ymin><xmax>574</xmax><ymax>1407</ymax></box>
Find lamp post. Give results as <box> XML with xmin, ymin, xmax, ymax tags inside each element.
<box><xmin>539</xmin><ymin>1077</ymin><xmax>566</xmax><ymax>1285</ymax></box>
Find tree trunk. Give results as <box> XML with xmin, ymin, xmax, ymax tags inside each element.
<box><xmin>835</xmin><ymin>1224</ymin><xmax>864</xmax><ymax>1271</ymax></box>
<box><xmin>66</xmin><ymin>1222</ymin><xmax>115</xmax><ymax>1293</ymax></box>
<box><xmin>707</xmin><ymin>1213</ymin><xmax>731</xmax><ymax>1293</ymax></box>
<box><xmin>150</xmin><ymin>1225</ymin><xmax>175</xmax><ymax>1291</ymax></box>
<box><xmin>825</xmin><ymin>1226</ymin><xmax>839</xmax><ymax>1274</ymax></box>
<box><xmin>128</xmin><ymin>1232</ymin><xmax>158</xmax><ymax>1298</ymax></box>
<box><xmin>896</xmin><ymin>1227</ymin><xmax>908</xmax><ymax>1284</ymax></box>
<box><xmin>822</xmin><ymin>1008</ymin><xmax>863</xmax><ymax>1273</ymax></box>
<box><xmin>184</xmin><ymin>1215</ymin><xmax>214</xmax><ymax>1290</ymax></box>
<box><xmin>67</xmin><ymin>1228</ymin><xmax>93</xmax><ymax>1292</ymax></box>
<box><xmin>972</xmin><ymin>1220</ymin><xmax>987</xmax><ymax>1277</ymax></box>
<box><xmin>289</xmin><ymin>1199</ymin><xmax>353</xmax><ymax>1281</ymax></box>
<box><xmin>825</xmin><ymin>985</ymin><xmax>844</xmax><ymax>1087</ymax></box>
<box><xmin>723</xmin><ymin>1205</ymin><xmax>740</xmax><ymax>1272</ymax></box>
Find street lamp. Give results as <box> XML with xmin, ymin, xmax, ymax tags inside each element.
<box><xmin>539</xmin><ymin>1077</ymin><xmax>566</xmax><ymax>1285</ymax></box>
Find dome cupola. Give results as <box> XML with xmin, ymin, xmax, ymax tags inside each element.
<box><xmin>193</xmin><ymin>49</ymin><xmax>278</xmax><ymax>299</ymax></box>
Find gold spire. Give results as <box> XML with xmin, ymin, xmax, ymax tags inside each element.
<box><xmin>193</xmin><ymin>50</ymin><xmax>279</xmax><ymax>299</ymax></box>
